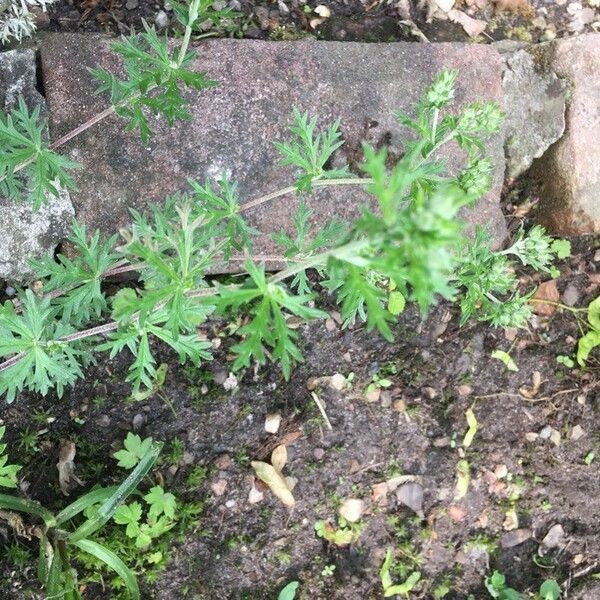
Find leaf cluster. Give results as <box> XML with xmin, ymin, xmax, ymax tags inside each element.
<box><xmin>0</xmin><ymin>98</ymin><xmax>78</xmax><ymax>209</ymax></box>
<box><xmin>0</xmin><ymin>435</ymin><xmax>162</xmax><ymax>600</ymax></box>
<box><xmin>92</xmin><ymin>22</ymin><xmax>217</xmax><ymax>143</ymax></box>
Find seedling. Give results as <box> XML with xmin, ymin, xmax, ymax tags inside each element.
<box><xmin>314</xmin><ymin>516</ymin><xmax>364</xmax><ymax>546</ymax></box>
<box><xmin>278</xmin><ymin>581</ymin><xmax>299</xmax><ymax>600</ymax></box>
<box><xmin>0</xmin><ymin>435</ymin><xmax>162</xmax><ymax>599</ymax></box>
<box><xmin>380</xmin><ymin>547</ymin><xmax>421</xmax><ymax>598</ymax></box>
<box><xmin>0</xmin><ymin>426</ymin><xmax>20</xmax><ymax>488</ymax></box>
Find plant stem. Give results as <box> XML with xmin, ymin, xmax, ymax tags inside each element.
<box><xmin>178</xmin><ymin>0</ymin><xmax>201</xmax><ymax>66</ymax></box>
<box><xmin>239</xmin><ymin>178</ymin><xmax>373</xmax><ymax>213</ymax></box>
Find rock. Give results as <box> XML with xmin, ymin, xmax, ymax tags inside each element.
<box><xmin>40</xmin><ymin>35</ymin><xmax>508</xmax><ymax>265</ymax></box>
<box><xmin>211</xmin><ymin>478</ymin><xmax>228</xmax><ymax>496</ymax></box>
<box><xmin>541</xmin><ymin>523</ymin><xmax>565</xmax><ymax>549</ymax></box>
<box><xmin>532</xmin><ymin>34</ymin><xmax>600</xmax><ymax>234</ymax></box>
<box><xmin>154</xmin><ymin>10</ymin><xmax>169</xmax><ymax>29</ymax></box>
<box><xmin>131</xmin><ymin>413</ymin><xmax>146</xmax><ymax>431</ymax></box>
<box><xmin>501</xmin><ymin>527</ymin><xmax>532</xmax><ymax>548</ymax></box>
<box><xmin>264</xmin><ymin>413</ymin><xmax>282</xmax><ymax>434</ymax></box>
<box><xmin>502</xmin><ymin>48</ymin><xmax>566</xmax><ymax>178</ymax></box>
<box><xmin>125</xmin><ymin>0</ymin><xmax>139</xmax><ymax>8</ymax></box>
<box><xmin>0</xmin><ymin>49</ymin><xmax>74</xmax><ymax>282</ymax></box>
<box><xmin>562</xmin><ymin>283</ymin><xmax>581</xmax><ymax>307</ymax></box>
<box><xmin>396</xmin><ymin>481</ymin><xmax>424</xmax><ymax>515</ymax></box>
<box><xmin>571</xmin><ymin>424</ymin><xmax>586</xmax><ymax>440</ymax></box>
<box><xmin>339</xmin><ymin>498</ymin><xmax>365</xmax><ymax>522</ymax></box>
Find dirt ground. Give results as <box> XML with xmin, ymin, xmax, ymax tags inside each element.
<box><xmin>40</xmin><ymin>0</ymin><xmax>599</xmax><ymax>44</ymax></box>
<box><xmin>2</xmin><ymin>2</ymin><xmax>600</xmax><ymax>599</ymax></box>
<box><xmin>1</xmin><ymin>179</ymin><xmax>600</xmax><ymax>599</ymax></box>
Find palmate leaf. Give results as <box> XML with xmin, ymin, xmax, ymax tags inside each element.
<box><xmin>272</xmin><ymin>198</ymin><xmax>347</xmax><ymax>294</ymax></box>
<box><xmin>0</xmin><ymin>98</ymin><xmax>79</xmax><ymax>209</ymax></box>
<box><xmin>99</xmin><ymin>309</ymin><xmax>212</xmax><ymax>393</ymax></box>
<box><xmin>188</xmin><ymin>176</ymin><xmax>258</xmax><ymax>259</ymax></box>
<box><xmin>69</xmin><ymin>439</ymin><xmax>161</xmax><ymax>543</ymax></box>
<box><xmin>32</xmin><ymin>222</ymin><xmax>118</xmax><ymax>327</ymax></box>
<box><xmin>0</xmin><ymin>290</ymin><xmax>88</xmax><ymax>402</ymax></box>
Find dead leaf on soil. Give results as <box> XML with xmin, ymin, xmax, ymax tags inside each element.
<box><xmin>0</xmin><ymin>510</ymin><xmax>29</xmax><ymax>538</ymax></box>
<box><xmin>57</xmin><ymin>440</ymin><xmax>83</xmax><ymax>496</ymax></box>
<box><xmin>271</xmin><ymin>444</ymin><xmax>288</xmax><ymax>473</ymax></box>
<box><xmin>519</xmin><ymin>370</ymin><xmax>542</xmax><ymax>399</ymax></box>
<box><xmin>447</xmin><ymin>9</ymin><xmax>487</xmax><ymax>37</ymax></box>
<box><xmin>371</xmin><ymin>475</ymin><xmax>420</xmax><ymax>505</ymax></box>
<box><xmin>454</xmin><ymin>460</ymin><xmax>470</xmax><ymax>500</ymax></box>
<box><xmin>531</xmin><ymin>280</ymin><xmax>560</xmax><ymax>316</ymax></box>
<box><xmin>251</xmin><ymin>444</ymin><xmax>295</xmax><ymax>507</ymax></box>
<box><xmin>448</xmin><ymin>504</ymin><xmax>466</xmax><ymax>523</ymax></box>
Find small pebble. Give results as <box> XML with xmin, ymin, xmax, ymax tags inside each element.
<box><xmin>313</xmin><ymin>448</ymin><xmax>325</xmax><ymax>460</ymax></box>
<box><xmin>132</xmin><ymin>413</ymin><xmax>146</xmax><ymax>431</ymax></box>
<box><xmin>126</xmin><ymin>0</ymin><xmax>139</xmax><ymax>9</ymax></box>
<box><xmin>155</xmin><ymin>10</ymin><xmax>169</xmax><ymax>29</ymax></box>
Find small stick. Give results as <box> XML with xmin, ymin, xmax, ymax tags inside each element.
<box><xmin>310</xmin><ymin>392</ymin><xmax>332</xmax><ymax>430</ymax></box>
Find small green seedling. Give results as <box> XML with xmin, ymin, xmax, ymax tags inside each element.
<box><xmin>278</xmin><ymin>581</ymin><xmax>299</xmax><ymax>600</ymax></box>
<box><xmin>321</xmin><ymin>564</ymin><xmax>336</xmax><ymax>577</ymax></box>
<box><xmin>113</xmin><ymin>433</ymin><xmax>154</xmax><ymax>469</ymax></box>
<box><xmin>314</xmin><ymin>517</ymin><xmax>363</xmax><ymax>547</ymax></box>
<box><xmin>538</xmin><ymin>579</ymin><xmax>560</xmax><ymax>600</ymax></box>
<box><xmin>484</xmin><ymin>571</ymin><xmax>521</xmax><ymax>599</ymax></box>
<box><xmin>556</xmin><ymin>355</ymin><xmax>574</xmax><ymax>369</ymax></box>
<box><xmin>577</xmin><ymin>297</ymin><xmax>600</xmax><ymax>366</ymax></box>
<box><xmin>380</xmin><ymin>548</ymin><xmax>421</xmax><ymax>597</ymax></box>
<box><xmin>0</xmin><ymin>426</ymin><xmax>20</xmax><ymax>488</ymax></box>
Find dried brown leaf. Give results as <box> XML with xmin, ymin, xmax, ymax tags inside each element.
<box><xmin>251</xmin><ymin>461</ymin><xmax>295</xmax><ymax>507</ymax></box>
<box><xmin>271</xmin><ymin>444</ymin><xmax>288</xmax><ymax>473</ymax></box>
<box><xmin>447</xmin><ymin>9</ymin><xmax>487</xmax><ymax>37</ymax></box>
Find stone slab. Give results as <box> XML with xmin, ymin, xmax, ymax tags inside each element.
<box><xmin>531</xmin><ymin>33</ymin><xmax>600</xmax><ymax>235</ymax></box>
<box><xmin>40</xmin><ymin>35</ymin><xmax>508</xmax><ymax>263</ymax></box>
<box><xmin>0</xmin><ymin>49</ymin><xmax>73</xmax><ymax>283</ymax></box>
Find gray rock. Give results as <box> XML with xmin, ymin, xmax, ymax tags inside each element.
<box><xmin>396</xmin><ymin>482</ymin><xmax>424</xmax><ymax>515</ymax></box>
<box><xmin>532</xmin><ymin>33</ymin><xmax>600</xmax><ymax>234</ymax></box>
<box><xmin>501</xmin><ymin>528</ymin><xmax>532</xmax><ymax>548</ymax></box>
<box><xmin>541</xmin><ymin>523</ymin><xmax>565</xmax><ymax>550</ymax></box>
<box><xmin>39</xmin><ymin>35</ymin><xmax>508</xmax><ymax>269</ymax></box>
<box><xmin>125</xmin><ymin>0</ymin><xmax>139</xmax><ymax>9</ymax></box>
<box><xmin>502</xmin><ymin>47</ymin><xmax>566</xmax><ymax>178</ymax></box>
<box><xmin>0</xmin><ymin>50</ymin><xmax>74</xmax><ymax>282</ymax></box>
<box><xmin>155</xmin><ymin>10</ymin><xmax>169</xmax><ymax>29</ymax></box>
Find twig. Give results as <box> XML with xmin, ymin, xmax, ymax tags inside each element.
<box><xmin>310</xmin><ymin>392</ymin><xmax>332</xmax><ymax>430</ymax></box>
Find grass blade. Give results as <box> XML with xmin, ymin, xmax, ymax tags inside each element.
<box><xmin>55</xmin><ymin>486</ymin><xmax>118</xmax><ymax>526</ymax></box>
<box><xmin>73</xmin><ymin>538</ymin><xmax>140</xmax><ymax>600</ymax></box>
<box><xmin>68</xmin><ymin>441</ymin><xmax>161</xmax><ymax>543</ymax></box>
<box><xmin>0</xmin><ymin>492</ymin><xmax>56</xmax><ymax>527</ymax></box>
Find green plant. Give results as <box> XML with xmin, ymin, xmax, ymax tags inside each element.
<box><xmin>113</xmin><ymin>485</ymin><xmax>177</xmax><ymax>548</ymax></box>
<box><xmin>278</xmin><ymin>581</ymin><xmax>299</xmax><ymax>600</ymax></box>
<box><xmin>314</xmin><ymin>516</ymin><xmax>364</xmax><ymax>546</ymax></box>
<box><xmin>577</xmin><ymin>297</ymin><xmax>600</xmax><ymax>366</ymax></box>
<box><xmin>484</xmin><ymin>572</ymin><xmax>560</xmax><ymax>600</ymax></box>
<box><xmin>0</xmin><ymin>425</ymin><xmax>20</xmax><ymax>487</ymax></box>
<box><xmin>485</xmin><ymin>571</ymin><xmax>522</xmax><ymax>600</ymax></box>
<box><xmin>0</xmin><ymin>67</ymin><xmax>568</xmax><ymax>402</ymax></box>
<box><xmin>380</xmin><ymin>547</ymin><xmax>421</xmax><ymax>598</ymax></box>
<box><xmin>321</xmin><ymin>564</ymin><xmax>336</xmax><ymax>577</ymax></box>
<box><xmin>0</xmin><ymin>434</ymin><xmax>162</xmax><ymax>599</ymax></box>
